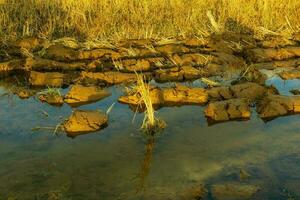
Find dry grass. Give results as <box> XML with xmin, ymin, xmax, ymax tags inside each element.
<box><xmin>0</xmin><ymin>0</ymin><xmax>300</xmax><ymax>41</ymax></box>
<box><xmin>134</xmin><ymin>73</ymin><xmax>165</xmax><ymax>134</ymax></box>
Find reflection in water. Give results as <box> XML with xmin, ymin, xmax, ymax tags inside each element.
<box><xmin>136</xmin><ymin>136</ymin><xmax>155</xmax><ymax>193</ymax></box>
<box><xmin>2</xmin><ymin>78</ymin><xmax>300</xmax><ymax>199</ymax></box>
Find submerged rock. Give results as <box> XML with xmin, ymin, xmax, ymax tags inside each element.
<box><xmin>63</xmin><ymin>110</ymin><xmax>108</xmax><ymax>137</ymax></box>
<box><xmin>257</xmin><ymin>95</ymin><xmax>300</xmax><ymax>120</ymax></box>
<box><xmin>211</xmin><ymin>183</ymin><xmax>260</xmax><ymax>200</ymax></box>
<box><xmin>29</xmin><ymin>71</ymin><xmax>65</xmax><ymax>87</ymax></box>
<box><xmin>64</xmin><ymin>85</ymin><xmax>111</xmax><ymax>107</ymax></box>
<box><xmin>205</xmin><ymin>98</ymin><xmax>251</xmax><ymax>122</ymax></box>
<box><xmin>14</xmin><ymin>88</ymin><xmax>37</xmax><ymax>99</ymax></box>
<box><xmin>180</xmin><ymin>184</ymin><xmax>207</xmax><ymax>200</ymax></box>
<box><xmin>279</xmin><ymin>69</ymin><xmax>300</xmax><ymax>80</ymax></box>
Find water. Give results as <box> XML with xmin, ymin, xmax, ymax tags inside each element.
<box><xmin>1</xmin><ymin>78</ymin><xmax>300</xmax><ymax>199</ymax></box>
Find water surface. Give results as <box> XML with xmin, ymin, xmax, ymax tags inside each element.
<box><xmin>1</xmin><ymin>79</ymin><xmax>300</xmax><ymax>199</ymax></box>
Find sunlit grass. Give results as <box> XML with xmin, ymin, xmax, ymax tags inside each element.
<box><xmin>0</xmin><ymin>0</ymin><xmax>299</xmax><ymax>41</ymax></box>
<box><xmin>134</xmin><ymin>73</ymin><xmax>166</xmax><ymax>135</ymax></box>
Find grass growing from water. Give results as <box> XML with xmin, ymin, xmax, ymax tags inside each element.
<box><xmin>38</xmin><ymin>86</ymin><xmax>61</xmax><ymax>97</ymax></box>
<box><xmin>0</xmin><ymin>0</ymin><xmax>299</xmax><ymax>41</ymax></box>
<box><xmin>134</xmin><ymin>74</ymin><xmax>166</xmax><ymax>135</ymax></box>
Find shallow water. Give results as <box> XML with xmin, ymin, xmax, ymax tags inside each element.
<box><xmin>1</xmin><ymin>79</ymin><xmax>300</xmax><ymax>199</ymax></box>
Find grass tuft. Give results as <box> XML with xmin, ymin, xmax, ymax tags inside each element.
<box><xmin>134</xmin><ymin>73</ymin><xmax>166</xmax><ymax>135</ymax></box>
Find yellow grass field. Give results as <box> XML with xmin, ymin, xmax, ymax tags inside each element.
<box><xmin>0</xmin><ymin>0</ymin><xmax>300</xmax><ymax>41</ymax></box>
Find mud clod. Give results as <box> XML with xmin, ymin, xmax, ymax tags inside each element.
<box><xmin>29</xmin><ymin>71</ymin><xmax>65</xmax><ymax>87</ymax></box>
<box><xmin>63</xmin><ymin>110</ymin><xmax>108</xmax><ymax>137</ymax></box>
<box><xmin>279</xmin><ymin>69</ymin><xmax>300</xmax><ymax>80</ymax></box>
<box><xmin>64</xmin><ymin>85</ymin><xmax>111</xmax><ymax>107</ymax></box>
<box><xmin>257</xmin><ymin>95</ymin><xmax>300</xmax><ymax>120</ymax></box>
<box><xmin>205</xmin><ymin>98</ymin><xmax>251</xmax><ymax>122</ymax></box>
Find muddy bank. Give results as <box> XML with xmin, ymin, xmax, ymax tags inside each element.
<box><xmin>2</xmin><ymin>33</ymin><xmax>300</xmax><ymax>127</ymax></box>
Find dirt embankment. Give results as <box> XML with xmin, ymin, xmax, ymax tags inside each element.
<box><xmin>2</xmin><ymin>32</ymin><xmax>300</xmax><ymax>125</ymax></box>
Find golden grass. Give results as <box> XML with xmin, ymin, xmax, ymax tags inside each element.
<box><xmin>1</xmin><ymin>0</ymin><xmax>300</xmax><ymax>41</ymax></box>
<box><xmin>135</xmin><ymin>73</ymin><xmax>165</xmax><ymax>134</ymax></box>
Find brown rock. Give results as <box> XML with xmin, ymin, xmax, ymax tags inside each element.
<box><xmin>118</xmin><ymin>59</ymin><xmax>151</xmax><ymax>72</ymax></box>
<box><xmin>64</xmin><ymin>85</ymin><xmax>111</xmax><ymax>107</ymax></box>
<box><xmin>205</xmin><ymin>99</ymin><xmax>251</xmax><ymax>122</ymax></box>
<box><xmin>118</xmin><ymin>84</ymin><xmax>208</xmax><ymax>107</ymax></box>
<box><xmin>155</xmin><ymin>66</ymin><xmax>201</xmax><ymax>82</ymax></box>
<box><xmin>247</xmin><ymin>47</ymin><xmax>300</xmax><ymax>62</ymax></box>
<box><xmin>207</xmin><ymin>86</ymin><xmax>233</xmax><ymax>100</ymax></box>
<box><xmin>63</xmin><ymin>110</ymin><xmax>108</xmax><ymax>137</ymax></box>
<box><xmin>163</xmin><ymin>84</ymin><xmax>208</xmax><ymax>105</ymax></box>
<box><xmin>79</xmin><ymin>71</ymin><xmax>137</xmax><ymax>85</ymax></box>
<box><xmin>29</xmin><ymin>71</ymin><xmax>65</xmax><ymax>87</ymax></box>
<box><xmin>257</xmin><ymin>95</ymin><xmax>300</xmax><ymax>119</ymax></box>
<box><xmin>230</xmin><ymin>82</ymin><xmax>267</xmax><ymax>100</ymax></box>
<box><xmin>44</xmin><ymin>44</ymin><xmax>78</xmax><ymax>61</ymax></box>
<box><xmin>118</xmin><ymin>87</ymin><xmax>164</xmax><ymax>106</ymax></box>
<box><xmin>38</xmin><ymin>94</ymin><xmax>64</xmax><ymax>106</ymax></box>
<box><xmin>211</xmin><ymin>183</ymin><xmax>260</xmax><ymax>200</ymax></box>
<box><xmin>253</xmin><ymin>58</ymin><xmax>300</xmax><ymax>70</ymax></box>
<box><xmin>24</xmin><ymin>57</ymin><xmax>88</xmax><ymax>71</ymax></box>
<box><xmin>208</xmin><ymin>82</ymin><xmax>271</xmax><ymax>102</ymax></box>
<box><xmin>279</xmin><ymin>69</ymin><xmax>300</xmax><ymax>80</ymax></box>
<box><xmin>44</xmin><ymin>44</ymin><xmax>116</xmax><ymax>61</ymax></box>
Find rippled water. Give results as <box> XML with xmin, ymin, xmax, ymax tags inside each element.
<box><xmin>1</xmin><ymin>78</ymin><xmax>300</xmax><ymax>200</ymax></box>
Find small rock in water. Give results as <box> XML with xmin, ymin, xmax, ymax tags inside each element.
<box><xmin>64</xmin><ymin>85</ymin><xmax>111</xmax><ymax>107</ymax></box>
<box><xmin>211</xmin><ymin>183</ymin><xmax>260</xmax><ymax>200</ymax></box>
<box><xmin>38</xmin><ymin>94</ymin><xmax>64</xmax><ymax>106</ymax></box>
<box><xmin>205</xmin><ymin>99</ymin><xmax>251</xmax><ymax>122</ymax></box>
<box><xmin>257</xmin><ymin>95</ymin><xmax>300</xmax><ymax>120</ymax></box>
<box><xmin>63</xmin><ymin>110</ymin><xmax>108</xmax><ymax>137</ymax></box>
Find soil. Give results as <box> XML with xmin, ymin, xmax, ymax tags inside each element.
<box><xmin>2</xmin><ymin>32</ymin><xmax>300</xmax><ymax>128</ymax></box>
<box><xmin>63</xmin><ymin>110</ymin><xmax>108</xmax><ymax>137</ymax></box>
<box><xmin>205</xmin><ymin>98</ymin><xmax>251</xmax><ymax>122</ymax></box>
<box><xmin>64</xmin><ymin>85</ymin><xmax>111</xmax><ymax>107</ymax></box>
<box><xmin>257</xmin><ymin>95</ymin><xmax>300</xmax><ymax>120</ymax></box>
<box><xmin>38</xmin><ymin>93</ymin><xmax>64</xmax><ymax>106</ymax></box>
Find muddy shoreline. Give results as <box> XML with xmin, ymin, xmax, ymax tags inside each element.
<box><xmin>1</xmin><ymin>32</ymin><xmax>300</xmax><ymax>131</ymax></box>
